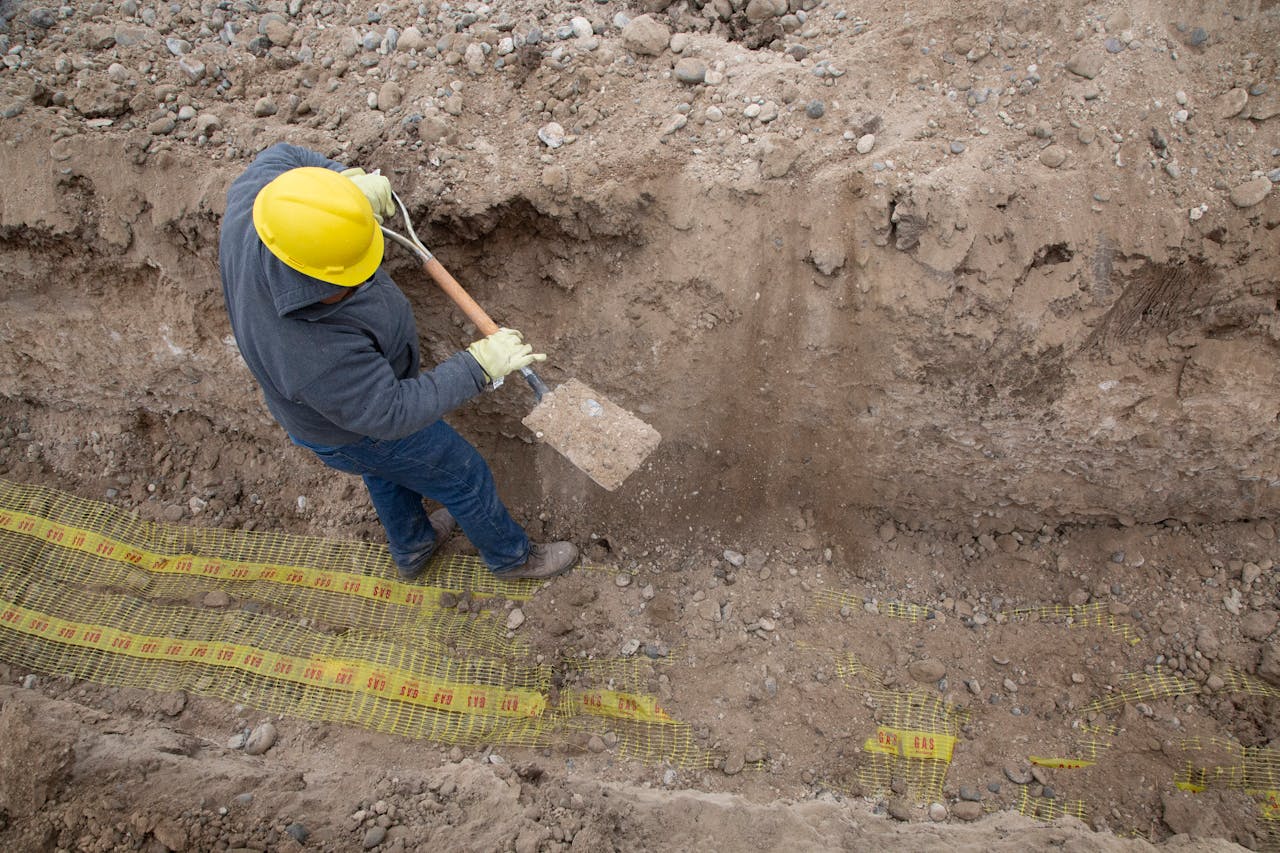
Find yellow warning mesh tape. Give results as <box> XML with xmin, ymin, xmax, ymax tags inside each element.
<box><xmin>813</xmin><ymin>590</ymin><xmax>933</xmax><ymax>622</ymax></box>
<box><xmin>823</xmin><ymin>651</ymin><xmax>964</xmax><ymax>802</ymax></box>
<box><xmin>1001</xmin><ymin>602</ymin><xmax>1141</xmax><ymax>646</ymax></box>
<box><xmin>1174</xmin><ymin>738</ymin><xmax>1280</xmax><ymax>846</ymax></box>
<box><xmin>1016</xmin><ymin>785</ymin><xmax>1088</xmax><ymax>821</ymax></box>
<box><xmin>0</xmin><ymin>479</ymin><xmax>716</xmax><ymax>766</ymax></box>
<box><xmin>0</xmin><ymin>574</ymin><xmax>551</xmax><ymax>745</ymax></box>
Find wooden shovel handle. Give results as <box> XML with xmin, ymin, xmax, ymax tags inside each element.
<box><xmin>422</xmin><ymin>256</ymin><xmax>500</xmax><ymax>337</ymax></box>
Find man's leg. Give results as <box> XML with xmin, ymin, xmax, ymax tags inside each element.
<box><xmin>374</xmin><ymin>421</ymin><xmax>531</xmax><ymax>572</ymax></box>
<box><xmin>361</xmin><ymin>474</ymin><xmax>440</xmax><ymax>575</ymax></box>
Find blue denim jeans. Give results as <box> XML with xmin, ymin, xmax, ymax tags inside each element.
<box><xmin>292</xmin><ymin>421</ymin><xmax>530</xmax><ymax>573</ymax></box>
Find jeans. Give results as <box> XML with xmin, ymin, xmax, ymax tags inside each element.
<box><xmin>291</xmin><ymin>421</ymin><xmax>530</xmax><ymax>573</ymax></box>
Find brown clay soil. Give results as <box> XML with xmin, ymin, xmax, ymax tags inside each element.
<box><xmin>1</xmin><ymin>0</ymin><xmax>1278</xmax><ymax>849</ymax></box>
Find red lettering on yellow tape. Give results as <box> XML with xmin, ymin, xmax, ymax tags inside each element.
<box><xmin>864</xmin><ymin>727</ymin><xmax>956</xmax><ymax>762</ymax></box>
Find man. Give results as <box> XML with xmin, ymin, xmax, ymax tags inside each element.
<box><xmin>219</xmin><ymin>142</ymin><xmax>577</xmax><ymax>581</ymax></box>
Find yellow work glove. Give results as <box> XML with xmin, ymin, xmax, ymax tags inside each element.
<box><xmin>466</xmin><ymin>328</ymin><xmax>546</xmax><ymax>384</ymax></box>
<box><xmin>340</xmin><ymin>167</ymin><xmax>396</xmax><ymax>223</ymax></box>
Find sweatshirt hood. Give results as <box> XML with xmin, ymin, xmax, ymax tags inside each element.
<box><xmin>261</xmin><ymin>247</ymin><xmax>349</xmax><ymax>316</ymax></box>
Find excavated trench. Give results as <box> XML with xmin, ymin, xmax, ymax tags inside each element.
<box><xmin>0</xmin><ymin>134</ymin><xmax>1277</xmax><ymax>553</ymax></box>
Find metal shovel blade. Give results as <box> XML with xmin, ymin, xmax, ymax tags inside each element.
<box><xmin>521</xmin><ymin>378</ymin><xmax>660</xmax><ymax>491</ymax></box>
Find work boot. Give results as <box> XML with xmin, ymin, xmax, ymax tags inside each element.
<box><xmin>495</xmin><ymin>542</ymin><xmax>579</xmax><ymax>580</ymax></box>
<box><xmin>397</xmin><ymin>508</ymin><xmax>458</xmax><ymax>581</ymax></box>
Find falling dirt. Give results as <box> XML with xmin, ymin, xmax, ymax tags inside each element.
<box><xmin>0</xmin><ymin>0</ymin><xmax>1278</xmax><ymax>849</ymax></box>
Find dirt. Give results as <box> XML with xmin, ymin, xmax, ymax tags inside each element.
<box><xmin>0</xmin><ymin>0</ymin><xmax>1278</xmax><ymax>849</ymax></box>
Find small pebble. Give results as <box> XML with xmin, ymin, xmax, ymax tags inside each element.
<box><xmin>949</xmin><ymin>140</ymin><xmax>966</xmax><ymax>154</ymax></box>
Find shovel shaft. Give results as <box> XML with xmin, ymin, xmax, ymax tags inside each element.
<box><xmin>421</xmin><ymin>256</ymin><xmax>549</xmax><ymax>401</ymax></box>
<box><xmin>422</xmin><ymin>257</ymin><xmax>500</xmax><ymax>337</ymax></box>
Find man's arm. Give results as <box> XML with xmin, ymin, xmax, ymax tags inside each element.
<box><xmin>293</xmin><ymin>332</ymin><xmax>489</xmax><ymax>441</ymax></box>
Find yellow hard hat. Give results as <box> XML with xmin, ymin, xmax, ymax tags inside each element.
<box><xmin>252</xmin><ymin>166</ymin><xmax>384</xmax><ymax>286</ymax></box>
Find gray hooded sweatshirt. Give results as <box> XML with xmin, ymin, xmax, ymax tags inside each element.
<box><xmin>219</xmin><ymin>143</ymin><xmax>487</xmax><ymax>447</ymax></box>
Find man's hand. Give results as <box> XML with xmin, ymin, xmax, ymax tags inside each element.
<box><xmin>466</xmin><ymin>328</ymin><xmax>546</xmax><ymax>384</ymax></box>
<box><xmin>340</xmin><ymin>167</ymin><xmax>396</xmax><ymax>223</ymax></box>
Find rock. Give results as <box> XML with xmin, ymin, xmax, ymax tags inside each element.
<box><xmin>159</xmin><ymin>691</ymin><xmax>187</xmax><ymax>716</ymax></box>
<box><xmin>363</xmin><ymin>825</ymin><xmax>387</xmax><ymax>849</ymax></box>
<box><xmin>195</xmin><ymin>114</ymin><xmax>222</xmax><ymax>138</ymax></box>
<box><xmin>1065</xmin><ymin>49</ymin><xmax>1104</xmax><ymax>79</ymax></box>
<box><xmin>673</xmin><ymin>57</ymin><xmax>706</xmax><ymax>85</ymax></box>
<box><xmin>285</xmin><ymin>823</ymin><xmax>309</xmax><ymax>844</ymax></box>
<box><xmin>0</xmin><ymin>696</ymin><xmax>75</xmax><ymax>816</ymax></box>
<box><xmin>723</xmin><ymin>749</ymin><xmax>745</xmax><ymax>775</ymax></box>
<box><xmin>1229</xmin><ymin>176</ymin><xmax>1271</xmax><ymax>208</ymax></box>
<box><xmin>264</xmin><ymin>20</ymin><xmax>294</xmax><ymax>47</ymax></box>
<box><xmin>202</xmin><ymin>590</ymin><xmax>231</xmax><ymax>608</ymax></box>
<box><xmin>399</xmin><ymin>26</ymin><xmax>426</xmax><ymax>51</ymax></box>
<box><xmin>1216</xmin><ymin>88</ymin><xmax>1249</xmax><ymax>119</ymax></box>
<box><xmin>650</xmin><ymin>113</ymin><xmax>684</xmax><ymax>137</ymax></box>
<box><xmin>443</xmin><ymin>95</ymin><xmax>463</xmax><ymax>116</ymax></box>
<box><xmin>253</xmin><ymin>98</ymin><xmax>278</xmax><ymax>118</ymax></box>
<box><xmin>243</xmin><ymin>722</ymin><xmax>277</xmax><ymax>755</ymax></box>
<box><xmin>177</xmin><ymin>57</ymin><xmax>206</xmax><ymax>82</ymax></box>
<box><xmin>537</xmin><ymin>122</ymin><xmax>566</xmax><ymax>149</ymax></box>
<box><xmin>887</xmin><ymin>798</ymin><xmax>913</xmax><ymax>821</ymax></box>
<box><xmin>505</xmin><ymin>608</ymin><xmax>526</xmax><ymax>631</ymax></box>
<box><xmin>953</xmin><ymin>801</ymin><xmax>982</xmax><ymax>821</ymax></box>
<box><xmin>959</xmin><ymin>786</ymin><xmax>982</xmax><ymax>802</ymax></box>
<box><xmin>73</xmin><ymin>83</ymin><xmax>130</xmax><ymax>118</ymax></box>
<box><xmin>376</xmin><ymin>81</ymin><xmax>402</xmax><ymax>111</ymax></box>
<box><xmin>949</xmin><ymin>140</ymin><xmax>966</xmax><ymax>154</ymax></box>
<box><xmin>908</xmin><ymin>658</ymin><xmax>946</xmax><ymax>683</ymax></box>
<box><xmin>27</xmin><ymin>7</ymin><xmax>58</xmax><ymax>28</ymax></box>
<box><xmin>148</xmin><ymin>116</ymin><xmax>176</xmax><ymax>135</ymax></box>
<box><xmin>615</xmin><ymin>572</ymin><xmax>632</xmax><ymax>588</ymax></box>
<box><xmin>587</xmin><ymin>735</ymin><xmax>606</xmax><ymax>753</ymax></box>
<box><xmin>152</xmin><ymin>819</ymin><xmax>188</xmax><ymax>852</ymax></box>
<box><xmin>745</xmin><ymin>0</ymin><xmax>786</xmax><ymax>23</ymax></box>
<box><xmin>756</xmin><ymin>134</ymin><xmax>798</xmax><ymax>179</ymax></box>
<box><xmin>856</xmin><ymin>133</ymin><xmax>876</xmax><ymax>154</ymax></box>
<box><xmin>928</xmin><ymin>802</ymin><xmax>947</xmax><ymax>821</ymax></box>
<box><xmin>1162</xmin><ymin>789</ymin><xmax>1228</xmax><ymax>837</ymax></box>
<box><xmin>165</xmin><ymin>37</ymin><xmax>192</xmax><ymax>56</ymax></box>
<box><xmin>464</xmin><ymin>43</ymin><xmax>485</xmax><ymax>74</ymax></box>
<box><xmin>162</xmin><ymin>504</ymin><xmax>185</xmax><ymax>522</ymax></box>
<box><xmin>805</xmin><ymin>100</ymin><xmax>825</xmax><ymax>119</ymax></box>
<box><xmin>621</xmin><ymin>15</ymin><xmax>670</xmax><ymax>56</ymax></box>
<box><xmin>1039</xmin><ymin>145</ymin><xmax>1068</xmax><ymax>168</ymax></box>
<box><xmin>1259</xmin><ymin>643</ymin><xmax>1280</xmax><ymax>686</ymax></box>
<box><xmin>1004</xmin><ymin>763</ymin><xmax>1032</xmax><ymax>785</ymax></box>
<box><xmin>1257</xmin><ymin>521</ymin><xmax>1276</xmax><ymax>540</ymax></box>
<box><xmin>570</xmin><ymin>16</ymin><xmax>593</xmax><ymax>39</ymax></box>
<box><xmin>697</xmin><ymin>599</ymin><xmax>720</xmax><ymax>622</ymax></box>
<box><xmin>1240</xmin><ymin>610</ymin><xmax>1278</xmax><ymax>640</ymax></box>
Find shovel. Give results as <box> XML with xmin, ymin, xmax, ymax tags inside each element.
<box><xmin>381</xmin><ymin>193</ymin><xmax>661</xmax><ymax>491</ymax></box>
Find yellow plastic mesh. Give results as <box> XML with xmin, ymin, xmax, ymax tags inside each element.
<box><xmin>825</xmin><ymin>651</ymin><xmax>965</xmax><ymax>802</ymax></box>
<box><xmin>1015</xmin><ymin>784</ymin><xmax>1088</xmax><ymax>821</ymax></box>
<box><xmin>1001</xmin><ymin>602</ymin><xmax>1141</xmax><ymax>646</ymax></box>
<box><xmin>0</xmin><ymin>479</ymin><xmax>714</xmax><ymax>765</ymax></box>
<box><xmin>814</xmin><ymin>590</ymin><xmax>933</xmax><ymax>622</ymax></box>
<box><xmin>1174</xmin><ymin>738</ymin><xmax>1280</xmax><ymax>848</ymax></box>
